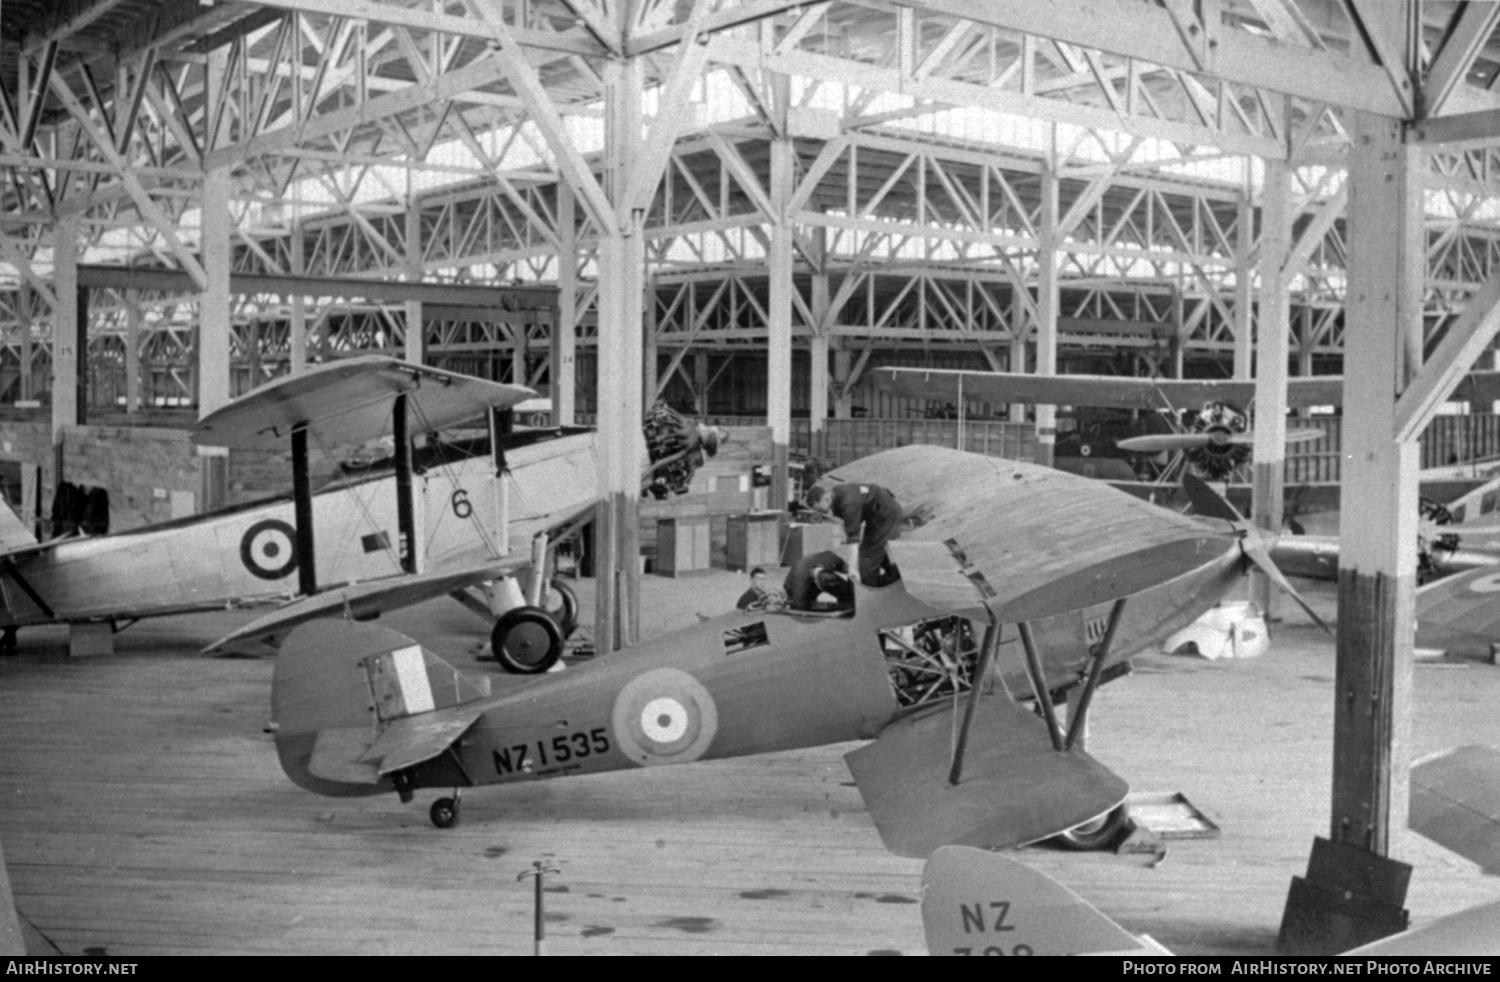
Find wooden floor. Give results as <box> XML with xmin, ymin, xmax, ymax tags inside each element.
<box><xmin>1</xmin><ymin>571</ymin><xmax>1498</xmax><ymax>956</ymax></box>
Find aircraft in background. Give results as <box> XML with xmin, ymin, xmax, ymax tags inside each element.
<box><xmin>921</xmin><ymin>745</ymin><xmax>1500</xmax><ymax>956</ymax></box>
<box><xmin>877</xmin><ymin>367</ymin><xmax>1336</xmax><ymax>483</ymax></box>
<box><xmin>269</xmin><ymin>443</ymin><xmax>1317</xmax><ymax>850</ymax></box>
<box><xmin>0</xmin><ymin>356</ymin><xmax>688</xmax><ymax>671</ymax></box>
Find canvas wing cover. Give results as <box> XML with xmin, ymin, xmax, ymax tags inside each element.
<box><xmin>1416</xmin><ymin>567</ymin><xmax>1500</xmax><ymax>652</ymax></box>
<box><xmin>875</xmin><ymin>367</ymin><xmax>1343</xmax><ymax>411</ymax></box>
<box><xmin>190</xmin><ymin>355</ymin><xmax>535</xmax><ymax>451</ymax></box>
<box><xmin>845</xmin><ymin>694</ymin><xmax>1128</xmax><ymax>858</ymax></box>
<box><xmin>833</xmin><ymin>447</ymin><xmax>1238</xmax><ymax>624</ymax></box>
<box><xmin>1409</xmin><ymin>744</ymin><xmax>1500</xmax><ymax>874</ymax></box>
<box><xmin>204</xmin><ymin>558</ymin><xmax>529</xmax><ymax>652</ymax></box>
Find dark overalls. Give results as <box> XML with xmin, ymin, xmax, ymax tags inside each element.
<box><xmin>828</xmin><ymin>483</ymin><xmax>902</xmax><ymax>587</ymax></box>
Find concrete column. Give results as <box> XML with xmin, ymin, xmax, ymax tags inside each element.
<box><xmin>553</xmin><ymin>183</ymin><xmax>577</xmax><ymax>426</ymax></box>
<box><xmin>1034</xmin><ymin>165</ymin><xmax>1060</xmax><ymax>466</ymax></box>
<box><xmin>768</xmin><ymin>137</ymin><xmax>795</xmax><ymax>506</ymax></box>
<box><xmin>125</xmin><ymin>290</ymin><xmax>141</xmax><ymax>414</ymax></box>
<box><xmin>198</xmin><ymin>167</ymin><xmax>232</xmax><ymax>418</ymax></box>
<box><xmin>1252</xmin><ymin>160</ymin><xmax>1292</xmax><ymax>615</ymax></box>
<box><xmin>809</xmin><ymin>333</ymin><xmax>829</xmax><ymax>459</ymax></box>
<box><xmin>289</xmin><ymin>225</ymin><xmax>307</xmax><ymax>375</ymax></box>
<box><xmin>404</xmin><ymin>197</ymin><xmax>424</xmax><ymax>365</ymax></box>
<box><xmin>1233</xmin><ymin>193</ymin><xmax>1254</xmax><ymax>381</ymax></box>
<box><xmin>1331</xmin><ymin>112</ymin><xmax>1420</xmax><ymax>860</ymax></box>
<box><xmin>52</xmin><ymin>214</ymin><xmax>79</xmax><ymax>443</ymax></box>
<box><xmin>1009</xmin><ymin>334</ymin><xmax>1027</xmax><ymax>422</ymax></box>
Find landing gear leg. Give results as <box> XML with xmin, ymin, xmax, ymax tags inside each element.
<box><xmin>430</xmin><ymin>791</ymin><xmax>461</xmax><ymax>829</ymax></box>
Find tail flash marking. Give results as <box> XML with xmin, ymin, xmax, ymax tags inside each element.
<box><xmin>365</xmin><ymin>644</ymin><xmax>436</xmax><ymax>721</ymax></box>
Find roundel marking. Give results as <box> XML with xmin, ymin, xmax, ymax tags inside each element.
<box><xmin>240</xmin><ymin>519</ymin><xmax>298</xmax><ymax>580</ymax></box>
<box><xmin>1466</xmin><ymin>570</ymin><xmax>1500</xmax><ymax>595</ymax></box>
<box><xmin>611</xmin><ymin>667</ymin><xmax>718</xmax><ymax>766</ymax></box>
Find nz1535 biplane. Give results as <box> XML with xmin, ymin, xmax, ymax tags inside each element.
<box><xmin>0</xmin><ymin>356</ymin><xmax>682</xmax><ymax>670</ymax></box>
<box><xmin>268</xmin><ymin>443</ymin><xmax>1319</xmax><ymax>854</ymax></box>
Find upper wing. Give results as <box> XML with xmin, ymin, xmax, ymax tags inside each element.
<box><xmin>874</xmin><ymin>367</ymin><xmax>1342</xmax><ymax>411</ymax></box>
<box><xmin>825</xmin><ymin>445</ymin><xmax>1238</xmax><ymax>623</ymax></box>
<box><xmin>844</xmin><ymin>694</ymin><xmax>1127</xmax><ymax>858</ymax></box>
<box><xmin>922</xmin><ymin>847</ymin><xmax>1166</xmax><ymax>956</ymax></box>
<box><xmin>204</xmin><ymin>557</ymin><xmax>530</xmax><ymax>652</ymax></box>
<box><xmin>190</xmin><ymin>355</ymin><xmax>534</xmax><ymax>451</ymax></box>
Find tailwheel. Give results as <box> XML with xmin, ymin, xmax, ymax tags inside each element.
<box><xmin>1054</xmin><ymin>804</ymin><xmax>1129</xmax><ymax>851</ymax></box>
<box><xmin>430</xmin><ymin>796</ymin><xmax>460</xmax><ymax>829</ymax></box>
<box><xmin>491</xmin><ymin>606</ymin><xmax>564</xmax><ymax>674</ymax></box>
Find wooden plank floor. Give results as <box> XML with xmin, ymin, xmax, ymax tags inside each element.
<box><xmin>1</xmin><ymin>571</ymin><xmax>1498</xmax><ymax>955</ymax></box>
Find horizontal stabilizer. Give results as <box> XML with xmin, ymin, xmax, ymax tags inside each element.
<box><xmin>191</xmin><ymin>355</ymin><xmax>534</xmax><ymax>451</ymax></box>
<box><xmin>922</xmin><ymin>847</ymin><xmax>1156</xmax><ymax>956</ymax></box>
<box><xmin>1410</xmin><ymin>744</ymin><xmax>1500</xmax><ymax>874</ymax></box>
<box><xmin>308</xmin><ymin>728</ymin><xmax>381</xmax><ymax>785</ymax></box>
<box><xmin>845</xmin><ymin>695</ymin><xmax>1128</xmax><ymax>858</ymax></box>
<box><xmin>205</xmin><ymin>559</ymin><xmax>527</xmax><ymax>652</ymax></box>
<box><xmin>361</xmin><ymin>707</ymin><xmax>485</xmax><ymax>776</ymax></box>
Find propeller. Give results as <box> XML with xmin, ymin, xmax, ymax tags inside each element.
<box><xmin>1117</xmin><ymin>427</ymin><xmax>1324</xmax><ymax>454</ymax></box>
<box><xmin>1181</xmin><ymin>474</ymin><xmax>1331</xmax><ymax>634</ymax></box>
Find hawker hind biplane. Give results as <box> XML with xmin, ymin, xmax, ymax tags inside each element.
<box><xmin>270</xmin><ymin>443</ymin><xmax>1320</xmax><ymax>855</ymax></box>
<box><xmin>0</xmin><ymin>356</ymin><xmax>669</xmax><ymax>669</ymax></box>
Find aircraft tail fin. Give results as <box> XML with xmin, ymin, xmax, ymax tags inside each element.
<box><xmin>922</xmin><ymin>846</ymin><xmax>1168</xmax><ymax>956</ymax></box>
<box><xmin>271</xmin><ymin>620</ymin><xmax>489</xmax><ymax>796</ymax></box>
<box><xmin>0</xmin><ymin>493</ymin><xmax>37</xmax><ymax>552</ymax></box>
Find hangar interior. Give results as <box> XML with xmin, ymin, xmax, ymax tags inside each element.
<box><xmin>2</xmin><ymin>0</ymin><xmax>1500</xmax><ymax>957</ymax></box>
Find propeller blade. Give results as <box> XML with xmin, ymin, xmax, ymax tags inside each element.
<box><xmin>1117</xmin><ymin>433</ymin><xmax>1211</xmax><ymax>452</ymax></box>
<box><xmin>1224</xmin><ymin>427</ymin><xmax>1325</xmax><ymax>446</ymax></box>
<box><xmin>1242</xmin><ymin>533</ymin><xmax>1332</xmax><ymax>634</ymax></box>
<box><xmin>1182</xmin><ymin>473</ymin><xmax>1245</xmax><ymax>523</ymax></box>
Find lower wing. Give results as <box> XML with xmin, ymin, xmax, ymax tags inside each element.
<box><xmin>844</xmin><ymin>694</ymin><xmax>1127</xmax><ymax>858</ymax></box>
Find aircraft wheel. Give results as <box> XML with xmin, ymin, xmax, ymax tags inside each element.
<box><xmin>1054</xmin><ymin>804</ymin><xmax>1128</xmax><ymax>851</ymax></box>
<box><xmin>541</xmin><ymin>578</ymin><xmax>579</xmax><ymax>638</ymax></box>
<box><xmin>430</xmin><ymin>797</ymin><xmax>459</xmax><ymax>829</ymax></box>
<box><xmin>491</xmin><ymin>606</ymin><xmax>564</xmax><ymax>674</ymax></box>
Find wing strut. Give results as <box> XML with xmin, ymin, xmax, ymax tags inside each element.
<box><xmin>393</xmin><ymin>393</ymin><xmax>416</xmax><ymax>574</ymax></box>
<box><xmin>1065</xmin><ymin>597</ymin><xmax>1126</xmax><ymax>750</ymax></box>
<box><xmin>291</xmin><ymin>424</ymin><xmax>317</xmax><ymax>597</ymax></box>
<box><xmin>1017</xmin><ymin>621</ymin><xmax>1065</xmax><ymax>751</ymax></box>
<box><xmin>0</xmin><ymin>558</ymin><xmax>52</xmax><ymax>619</ymax></box>
<box><xmin>948</xmin><ymin>614</ymin><xmax>998</xmax><ymax>786</ymax></box>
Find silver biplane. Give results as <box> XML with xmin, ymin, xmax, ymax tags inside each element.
<box><xmin>0</xmin><ymin>356</ymin><xmax>619</xmax><ymax>669</ymax></box>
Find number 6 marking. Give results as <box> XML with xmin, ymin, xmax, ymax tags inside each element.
<box><xmin>451</xmin><ymin>489</ymin><xmax>473</xmax><ymax>519</ymax></box>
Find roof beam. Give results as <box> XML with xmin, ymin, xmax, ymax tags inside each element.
<box><xmin>1395</xmin><ymin>267</ymin><xmax>1500</xmax><ymax>443</ymax></box>
<box><xmin>1423</xmin><ymin>0</ymin><xmax>1500</xmax><ymax>118</ymax></box>
<box><xmin>240</xmin><ymin>0</ymin><xmax>602</xmax><ymax>57</ymax></box>
<box><xmin>873</xmin><ymin>0</ymin><xmax>1405</xmax><ymax>118</ymax></box>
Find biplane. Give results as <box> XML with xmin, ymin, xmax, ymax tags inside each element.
<box><xmin>0</xmin><ymin>356</ymin><xmax>624</xmax><ymax>669</ymax></box>
<box><xmin>269</xmin><ymin>443</ymin><xmax>1312</xmax><ymax>855</ymax></box>
<box><xmin>876</xmin><ymin>367</ymin><xmax>1334</xmax><ymax>483</ymax></box>
<box><xmin>921</xmin><ymin>745</ymin><xmax>1500</xmax><ymax>955</ymax></box>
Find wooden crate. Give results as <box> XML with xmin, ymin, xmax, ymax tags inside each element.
<box><xmin>655</xmin><ymin>516</ymin><xmax>711</xmax><ymax>576</ymax></box>
<box><xmin>726</xmin><ymin>512</ymin><xmax>784</xmax><ymax>571</ymax></box>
